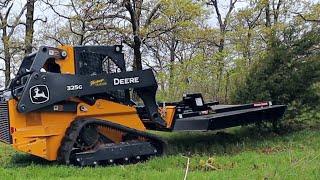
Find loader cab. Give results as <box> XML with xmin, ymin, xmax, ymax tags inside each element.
<box><xmin>72</xmin><ymin>45</ymin><xmax>131</xmax><ymax>104</ymax></box>
<box><xmin>15</xmin><ymin>45</ymin><xmax>125</xmax><ymax>76</ymax></box>
<box><xmin>74</xmin><ymin>46</ymin><xmax>123</xmax><ymax>75</ymax></box>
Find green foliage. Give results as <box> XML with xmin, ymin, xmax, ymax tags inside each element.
<box><xmin>285</xmin><ymin>101</ymin><xmax>320</xmax><ymax>127</ymax></box>
<box><xmin>232</xmin><ymin>29</ymin><xmax>320</xmax><ymax>108</ymax></box>
<box><xmin>142</xmin><ymin>0</ymin><xmax>204</xmax><ymax>39</ymax></box>
<box><xmin>294</xmin><ymin>108</ymin><xmax>320</xmax><ymax>125</ymax></box>
<box><xmin>157</xmin><ymin>51</ymin><xmax>230</xmax><ymax>102</ymax></box>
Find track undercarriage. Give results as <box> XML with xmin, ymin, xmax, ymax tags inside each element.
<box><xmin>58</xmin><ymin>119</ymin><xmax>165</xmax><ymax>166</ymax></box>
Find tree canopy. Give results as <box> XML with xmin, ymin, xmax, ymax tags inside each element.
<box><xmin>0</xmin><ymin>0</ymin><xmax>319</xmax><ymax>110</ymax></box>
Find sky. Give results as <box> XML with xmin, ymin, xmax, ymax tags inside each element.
<box><xmin>8</xmin><ymin>0</ymin><xmax>320</xmax><ymax>29</ymax></box>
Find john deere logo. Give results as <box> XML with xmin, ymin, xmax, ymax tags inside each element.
<box><xmin>30</xmin><ymin>85</ymin><xmax>50</xmax><ymax>104</ymax></box>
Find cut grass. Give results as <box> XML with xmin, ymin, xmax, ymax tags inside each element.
<box><xmin>0</xmin><ymin>125</ymin><xmax>319</xmax><ymax>180</ymax></box>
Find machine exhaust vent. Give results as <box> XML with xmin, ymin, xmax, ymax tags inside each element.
<box><xmin>0</xmin><ymin>101</ymin><xmax>11</xmax><ymax>144</ymax></box>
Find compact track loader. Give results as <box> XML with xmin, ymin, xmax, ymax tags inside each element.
<box><xmin>0</xmin><ymin>45</ymin><xmax>286</xmax><ymax>166</ymax></box>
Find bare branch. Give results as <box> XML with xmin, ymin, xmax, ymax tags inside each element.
<box><xmin>145</xmin><ymin>2</ymin><xmax>161</xmax><ymax>26</ymax></box>
<box><xmin>44</xmin><ymin>34</ymin><xmax>64</xmax><ymax>45</ymax></box>
<box><xmin>224</xmin><ymin>0</ymin><xmax>238</xmax><ymax>26</ymax></box>
<box><xmin>68</xmin><ymin>19</ymin><xmax>83</xmax><ymax>36</ymax></box>
<box><xmin>34</xmin><ymin>17</ymin><xmax>47</xmax><ymax>23</ymax></box>
<box><xmin>0</xmin><ymin>0</ymin><xmax>10</xmax><ymax>8</ymax></box>
<box><xmin>42</xmin><ymin>0</ymin><xmax>71</xmax><ymax>19</ymax></box>
<box><xmin>100</xmin><ymin>14</ymin><xmax>131</xmax><ymax>22</ymax></box>
<box><xmin>8</xmin><ymin>3</ymin><xmax>27</xmax><ymax>37</ymax></box>
<box><xmin>4</xmin><ymin>2</ymin><xmax>13</xmax><ymax>20</ymax></box>
<box><xmin>207</xmin><ymin>0</ymin><xmax>237</xmax><ymax>32</ymax></box>
<box><xmin>292</xmin><ymin>11</ymin><xmax>320</xmax><ymax>23</ymax></box>
<box><xmin>70</xmin><ymin>0</ymin><xmax>80</xmax><ymax>17</ymax></box>
<box><xmin>273</xmin><ymin>0</ymin><xmax>282</xmax><ymax>23</ymax></box>
<box><xmin>123</xmin><ymin>0</ymin><xmax>138</xmax><ymax>34</ymax></box>
<box><xmin>208</xmin><ymin>0</ymin><xmax>223</xmax><ymax>28</ymax></box>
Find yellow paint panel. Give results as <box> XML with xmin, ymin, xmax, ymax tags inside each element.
<box><xmin>8</xmin><ymin>98</ymin><xmax>147</xmax><ymax>161</ymax></box>
<box><xmin>159</xmin><ymin>106</ymin><xmax>176</xmax><ymax>128</ymax></box>
<box><xmin>56</xmin><ymin>45</ymin><xmax>75</xmax><ymax>74</ymax></box>
<box><xmin>77</xmin><ymin>99</ymin><xmax>146</xmax><ymax>131</ymax></box>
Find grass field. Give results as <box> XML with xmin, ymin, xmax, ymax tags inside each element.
<box><xmin>0</xmin><ymin>124</ymin><xmax>319</xmax><ymax>180</ymax></box>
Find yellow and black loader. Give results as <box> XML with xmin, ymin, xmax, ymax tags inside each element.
<box><xmin>0</xmin><ymin>45</ymin><xmax>286</xmax><ymax>166</ymax></box>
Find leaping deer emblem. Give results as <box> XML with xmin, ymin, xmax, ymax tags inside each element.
<box><xmin>33</xmin><ymin>87</ymin><xmax>48</xmax><ymax>100</ymax></box>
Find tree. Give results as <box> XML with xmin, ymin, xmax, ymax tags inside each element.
<box><xmin>207</xmin><ymin>0</ymin><xmax>237</xmax><ymax>52</ymax></box>
<box><xmin>143</xmin><ymin>0</ymin><xmax>204</xmax><ymax>97</ymax></box>
<box><xmin>0</xmin><ymin>0</ymin><xmax>27</xmax><ymax>86</ymax></box>
<box><xmin>232</xmin><ymin>28</ymin><xmax>320</xmax><ymax>106</ymax></box>
<box><xmin>24</xmin><ymin>0</ymin><xmax>35</xmax><ymax>54</ymax></box>
<box><xmin>43</xmin><ymin>0</ymin><xmax>108</xmax><ymax>45</ymax></box>
<box><xmin>43</xmin><ymin>0</ymin><xmax>205</xmax><ymax>72</ymax></box>
<box><xmin>206</xmin><ymin>0</ymin><xmax>238</xmax><ymax>101</ymax></box>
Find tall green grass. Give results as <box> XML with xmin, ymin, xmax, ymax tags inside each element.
<box><xmin>0</xmin><ymin>125</ymin><xmax>319</xmax><ymax>179</ymax></box>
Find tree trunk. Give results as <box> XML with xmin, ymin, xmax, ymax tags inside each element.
<box><xmin>224</xmin><ymin>72</ymin><xmax>229</xmax><ymax>103</ymax></box>
<box><xmin>168</xmin><ymin>38</ymin><xmax>176</xmax><ymax>97</ymax></box>
<box><xmin>265</xmin><ymin>1</ymin><xmax>276</xmax><ymax>50</ymax></box>
<box><xmin>216</xmin><ymin>34</ymin><xmax>225</xmax><ymax>101</ymax></box>
<box><xmin>265</xmin><ymin>1</ymin><xmax>271</xmax><ymax>28</ymax></box>
<box><xmin>4</xmin><ymin>53</ymin><xmax>10</xmax><ymax>86</ymax></box>
<box><xmin>133</xmin><ymin>35</ymin><xmax>142</xmax><ymax>70</ymax></box>
<box><xmin>246</xmin><ymin>30</ymin><xmax>252</xmax><ymax>65</ymax></box>
<box><xmin>124</xmin><ymin>0</ymin><xmax>143</xmax><ymax>71</ymax></box>
<box><xmin>25</xmin><ymin>0</ymin><xmax>35</xmax><ymax>54</ymax></box>
<box><xmin>3</xmin><ymin>35</ymin><xmax>11</xmax><ymax>86</ymax></box>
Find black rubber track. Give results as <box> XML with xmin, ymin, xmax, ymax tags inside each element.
<box><xmin>57</xmin><ymin>118</ymin><xmax>167</xmax><ymax>166</ymax></box>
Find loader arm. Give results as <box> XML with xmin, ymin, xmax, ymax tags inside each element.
<box><xmin>9</xmin><ymin>45</ymin><xmax>166</xmax><ymax>127</ymax></box>
<box><xmin>15</xmin><ymin>69</ymin><xmax>166</xmax><ymax>126</ymax></box>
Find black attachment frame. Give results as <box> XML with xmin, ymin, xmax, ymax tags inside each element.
<box><xmin>172</xmin><ymin>104</ymin><xmax>286</xmax><ymax>131</ymax></box>
<box><xmin>17</xmin><ymin>46</ymin><xmax>66</xmax><ymax>75</ymax></box>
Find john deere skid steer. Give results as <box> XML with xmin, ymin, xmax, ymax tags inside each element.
<box><xmin>0</xmin><ymin>45</ymin><xmax>286</xmax><ymax>166</ymax></box>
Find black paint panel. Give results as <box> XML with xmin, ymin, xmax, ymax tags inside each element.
<box><xmin>173</xmin><ymin>105</ymin><xmax>286</xmax><ymax>131</ymax></box>
<box><xmin>18</xmin><ymin>69</ymin><xmax>156</xmax><ymax>112</ymax></box>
